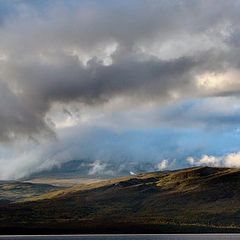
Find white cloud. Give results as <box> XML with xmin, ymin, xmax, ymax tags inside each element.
<box><xmin>88</xmin><ymin>160</ymin><xmax>107</xmax><ymax>175</ymax></box>
<box><xmin>197</xmin><ymin>70</ymin><xmax>240</xmax><ymax>95</ymax></box>
<box><xmin>187</xmin><ymin>152</ymin><xmax>240</xmax><ymax>168</ymax></box>
<box><xmin>224</xmin><ymin>152</ymin><xmax>240</xmax><ymax>167</ymax></box>
<box><xmin>156</xmin><ymin>159</ymin><xmax>169</xmax><ymax>171</ymax></box>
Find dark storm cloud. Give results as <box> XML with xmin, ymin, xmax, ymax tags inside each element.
<box><xmin>0</xmin><ymin>0</ymin><xmax>240</xmax><ymax>141</ymax></box>
<box><xmin>0</xmin><ymin>81</ymin><xmax>53</xmax><ymax>141</ymax></box>
<box><xmin>6</xmin><ymin>54</ymin><xmax>198</xmax><ymax>102</ymax></box>
<box><xmin>0</xmin><ymin>51</ymin><xmax>200</xmax><ymax>140</ymax></box>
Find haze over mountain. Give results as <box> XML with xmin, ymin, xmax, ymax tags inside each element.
<box><xmin>1</xmin><ymin>0</ymin><xmax>240</xmax><ymax>179</ymax></box>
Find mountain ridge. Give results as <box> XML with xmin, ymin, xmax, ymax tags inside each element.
<box><xmin>1</xmin><ymin>166</ymin><xmax>240</xmax><ymax>234</ymax></box>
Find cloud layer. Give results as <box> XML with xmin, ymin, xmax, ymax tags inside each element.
<box><xmin>187</xmin><ymin>152</ymin><xmax>240</xmax><ymax>168</ymax></box>
<box><xmin>0</xmin><ymin>0</ymin><xmax>239</xmax><ymax>140</ymax></box>
<box><xmin>1</xmin><ymin>0</ymin><xmax>240</xmax><ymax>178</ymax></box>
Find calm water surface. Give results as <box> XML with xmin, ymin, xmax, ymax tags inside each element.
<box><xmin>0</xmin><ymin>235</ymin><xmax>240</xmax><ymax>240</ymax></box>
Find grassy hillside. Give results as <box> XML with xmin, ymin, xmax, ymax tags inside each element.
<box><xmin>1</xmin><ymin>166</ymin><xmax>240</xmax><ymax>233</ymax></box>
<box><xmin>0</xmin><ymin>181</ymin><xmax>60</xmax><ymax>203</ymax></box>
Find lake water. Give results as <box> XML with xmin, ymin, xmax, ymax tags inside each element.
<box><xmin>0</xmin><ymin>235</ymin><xmax>240</xmax><ymax>240</ymax></box>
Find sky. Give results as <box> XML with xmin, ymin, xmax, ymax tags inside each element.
<box><xmin>1</xmin><ymin>0</ymin><xmax>240</xmax><ymax>179</ymax></box>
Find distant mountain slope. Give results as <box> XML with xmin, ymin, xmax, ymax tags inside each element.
<box><xmin>27</xmin><ymin>160</ymin><xmax>116</xmax><ymax>179</ymax></box>
<box><xmin>27</xmin><ymin>160</ymin><xmax>89</xmax><ymax>179</ymax></box>
<box><xmin>1</xmin><ymin>166</ymin><xmax>240</xmax><ymax>233</ymax></box>
<box><xmin>0</xmin><ymin>181</ymin><xmax>60</xmax><ymax>203</ymax></box>
<box><xmin>27</xmin><ymin>159</ymin><xmax>151</xmax><ymax>179</ymax></box>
